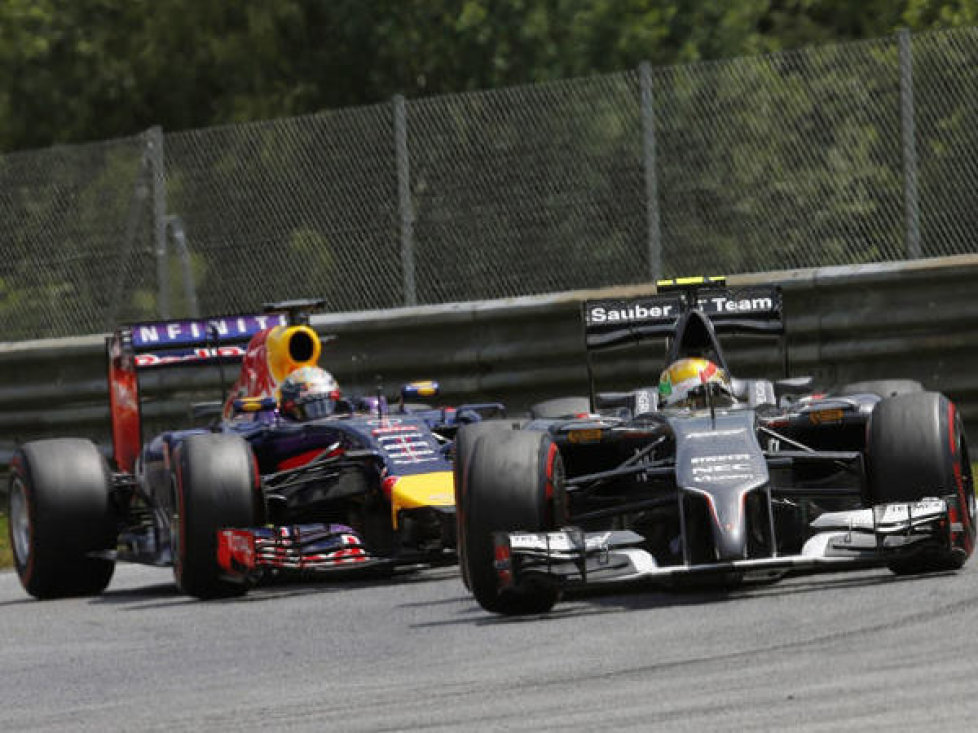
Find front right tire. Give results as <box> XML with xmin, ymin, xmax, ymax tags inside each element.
<box><xmin>172</xmin><ymin>433</ymin><xmax>260</xmax><ymax>599</ymax></box>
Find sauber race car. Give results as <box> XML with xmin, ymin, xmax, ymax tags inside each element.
<box><xmin>9</xmin><ymin>300</ymin><xmax>501</xmax><ymax>600</ymax></box>
<box><xmin>456</xmin><ymin>278</ymin><xmax>976</xmax><ymax>615</ymax></box>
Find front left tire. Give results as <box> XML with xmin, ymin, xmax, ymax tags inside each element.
<box><xmin>461</xmin><ymin>429</ymin><xmax>564</xmax><ymax>615</ymax></box>
<box><xmin>867</xmin><ymin>392</ymin><xmax>975</xmax><ymax>574</ymax></box>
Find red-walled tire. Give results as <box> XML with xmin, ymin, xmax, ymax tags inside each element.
<box><xmin>8</xmin><ymin>439</ymin><xmax>116</xmax><ymax>599</ymax></box>
<box><xmin>453</xmin><ymin>420</ymin><xmax>522</xmax><ymax>591</ymax></box>
<box><xmin>867</xmin><ymin>392</ymin><xmax>975</xmax><ymax>574</ymax></box>
<box><xmin>462</xmin><ymin>430</ymin><xmax>564</xmax><ymax>615</ymax></box>
<box><xmin>172</xmin><ymin>433</ymin><xmax>259</xmax><ymax>599</ymax></box>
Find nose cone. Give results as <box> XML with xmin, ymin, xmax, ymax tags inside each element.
<box><xmin>386</xmin><ymin>471</ymin><xmax>455</xmax><ymax>528</ymax></box>
<box><xmin>704</xmin><ymin>489</ymin><xmax>751</xmax><ymax>561</ymax></box>
<box><xmin>671</xmin><ymin>412</ymin><xmax>769</xmax><ymax>562</ymax></box>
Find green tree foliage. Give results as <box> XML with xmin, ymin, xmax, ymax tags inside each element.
<box><xmin>3</xmin><ymin>0</ymin><xmax>978</xmax><ymax>338</ymax></box>
<box><xmin>3</xmin><ymin>0</ymin><xmax>978</xmax><ymax>153</ymax></box>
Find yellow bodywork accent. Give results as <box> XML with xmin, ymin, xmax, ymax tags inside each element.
<box><xmin>406</xmin><ymin>380</ymin><xmax>439</xmax><ymax>397</ymax></box>
<box><xmin>265</xmin><ymin>324</ymin><xmax>322</xmax><ymax>383</ymax></box>
<box><xmin>568</xmin><ymin>428</ymin><xmax>602</xmax><ymax>444</ymax></box>
<box><xmin>234</xmin><ymin>397</ymin><xmax>266</xmax><ymax>413</ymax></box>
<box><xmin>809</xmin><ymin>408</ymin><xmax>844</xmax><ymax>425</ymax></box>
<box><xmin>389</xmin><ymin>471</ymin><xmax>455</xmax><ymax>529</ymax></box>
<box><xmin>656</xmin><ymin>276</ymin><xmax>726</xmax><ymax>289</ymax></box>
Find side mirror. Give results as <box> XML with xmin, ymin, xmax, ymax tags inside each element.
<box><xmin>401</xmin><ymin>380</ymin><xmax>440</xmax><ymax>401</ymax></box>
<box><xmin>232</xmin><ymin>396</ymin><xmax>278</xmax><ymax>414</ymax></box>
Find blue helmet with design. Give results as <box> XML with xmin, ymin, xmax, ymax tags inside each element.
<box><xmin>279</xmin><ymin>366</ymin><xmax>341</xmax><ymax>421</ymax></box>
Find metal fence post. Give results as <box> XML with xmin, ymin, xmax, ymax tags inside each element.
<box><xmin>165</xmin><ymin>215</ymin><xmax>200</xmax><ymax>318</ymax></box>
<box><xmin>393</xmin><ymin>95</ymin><xmax>417</xmax><ymax>306</ymax></box>
<box><xmin>106</xmin><ymin>145</ymin><xmax>151</xmax><ymax>329</ymax></box>
<box><xmin>640</xmin><ymin>62</ymin><xmax>663</xmax><ymax>281</ymax></box>
<box><xmin>898</xmin><ymin>29</ymin><xmax>921</xmax><ymax>260</ymax></box>
<box><xmin>147</xmin><ymin>126</ymin><xmax>170</xmax><ymax>318</ymax></box>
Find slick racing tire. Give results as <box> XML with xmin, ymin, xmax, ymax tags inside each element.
<box><xmin>8</xmin><ymin>439</ymin><xmax>117</xmax><ymax>599</ymax></box>
<box><xmin>841</xmin><ymin>379</ymin><xmax>923</xmax><ymax>399</ymax></box>
<box><xmin>454</xmin><ymin>420</ymin><xmax>523</xmax><ymax>591</ymax></box>
<box><xmin>867</xmin><ymin>392</ymin><xmax>975</xmax><ymax>574</ymax></box>
<box><xmin>173</xmin><ymin>433</ymin><xmax>260</xmax><ymax>599</ymax></box>
<box><xmin>462</xmin><ymin>430</ymin><xmax>564</xmax><ymax>615</ymax></box>
<box><xmin>528</xmin><ymin>396</ymin><xmax>591</xmax><ymax>420</ymax></box>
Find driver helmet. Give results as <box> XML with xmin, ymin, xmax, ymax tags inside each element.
<box><xmin>658</xmin><ymin>357</ymin><xmax>734</xmax><ymax>409</ymax></box>
<box><xmin>279</xmin><ymin>366</ymin><xmax>341</xmax><ymax>421</ymax></box>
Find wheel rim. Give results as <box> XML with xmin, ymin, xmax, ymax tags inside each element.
<box><xmin>9</xmin><ymin>477</ymin><xmax>31</xmax><ymax>567</ymax></box>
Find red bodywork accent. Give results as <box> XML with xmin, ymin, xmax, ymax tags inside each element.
<box><xmin>276</xmin><ymin>446</ymin><xmax>343</xmax><ymax>472</ymax></box>
<box><xmin>382</xmin><ymin>476</ymin><xmax>399</xmax><ymax>500</ymax></box>
<box><xmin>107</xmin><ymin>333</ymin><xmax>141</xmax><ymax>473</ymax></box>
<box><xmin>221</xmin><ymin>324</ymin><xmax>323</xmax><ymax>419</ymax></box>
<box><xmin>494</xmin><ymin>540</ymin><xmax>513</xmax><ymax>587</ymax></box>
<box><xmin>223</xmin><ymin>328</ymin><xmax>279</xmax><ymax>418</ymax></box>
<box><xmin>217</xmin><ymin>528</ymin><xmax>371</xmax><ymax>575</ymax></box>
<box><xmin>218</xmin><ymin>529</ymin><xmax>257</xmax><ymax>572</ymax></box>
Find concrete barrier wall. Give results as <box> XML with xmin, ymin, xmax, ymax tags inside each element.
<box><xmin>2</xmin><ymin>255</ymin><xmax>977</xmax><ymax>474</ymax></box>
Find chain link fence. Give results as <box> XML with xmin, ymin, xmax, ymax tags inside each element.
<box><xmin>2</xmin><ymin>28</ymin><xmax>978</xmax><ymax>341</ymax></box>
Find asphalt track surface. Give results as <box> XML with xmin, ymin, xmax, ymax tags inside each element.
<box><xmin>1</xmin><ymin>559</ymin><xmax>977</xmax><ymax>732</ymax></box>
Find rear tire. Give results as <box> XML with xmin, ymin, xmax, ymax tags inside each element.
<box><xmin>462</xmin><ymin>430</ymin><xmax>563</xmax><ymax>615</ymax></box>
<box><xmin>8</xmin><ymin>439</ymin><xmax>116</xmax><ymax>599</ymax></box>
<box><xmin>528</xmin><ymin>396</ymin><xmax>591</xmax><ymax>419</ymax></box>
<box><xmin>173</xmin><ymin>433</ymin><xmax>260</xmax><ymax>599</ymax></box>
<box><xmin>867</xmin><ymin>392</ymin><xmax>975</xmax><ymax>574</ymax></box>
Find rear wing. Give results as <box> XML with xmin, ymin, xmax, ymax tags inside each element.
<box><xmin>106</xmin><ymin>299</ymin><xmax>323</xmax><ymax>473</ymax></box>
<box><xmin>581</xmin><ymin>278</ymin><xmax>787</xmax><ymax>409</ymax></box>
<box><xmin>122</xmin><ymin>313</ymin><xmax>289</xmax><ymax>368</ymax></box>
<box><xmin>584</xmin><ymin>280</ymin><xmax>783</xmax><ymax>351</ymax></box>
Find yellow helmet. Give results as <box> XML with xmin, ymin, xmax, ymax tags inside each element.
<box><xmin>658</xmin><ymin>357</ymin><xmax>733</xmax><ymax>409</ymax></box>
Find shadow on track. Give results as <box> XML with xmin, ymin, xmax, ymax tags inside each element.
<box><xmin>90</xmin><ymin>563</ymin><xmax>461</xmax><ymax>610</ymax></box>
<box><xmin>419</xmin><ymin>566</ymin><xmax>958</xmax><ymax>627</ymax></box>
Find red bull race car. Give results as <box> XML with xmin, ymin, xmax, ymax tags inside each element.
<box><xmin>456</xmin><ymin>278</ymin><xmax>976</xmax><ymax>615</ymax></box>
<box><xmin>8</xmin><ymin>300</ymin><xmax>502</xmax><ymax>599</ymax></box>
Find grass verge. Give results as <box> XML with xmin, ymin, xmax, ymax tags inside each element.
<box><xmin>0</xmin><ymin>510</ymin><xmax>10</xmax><ymax>569</ymax></box>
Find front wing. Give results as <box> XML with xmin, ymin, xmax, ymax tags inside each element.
<box><xmin>494</xmin><ymin>498</ymin><xmax>956</xmax><ymax>589</ymax></box>
<box><xmin>217</xmin><ymin>523</ymin><xmax>392</xmax><ymax>578</ymax></box>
